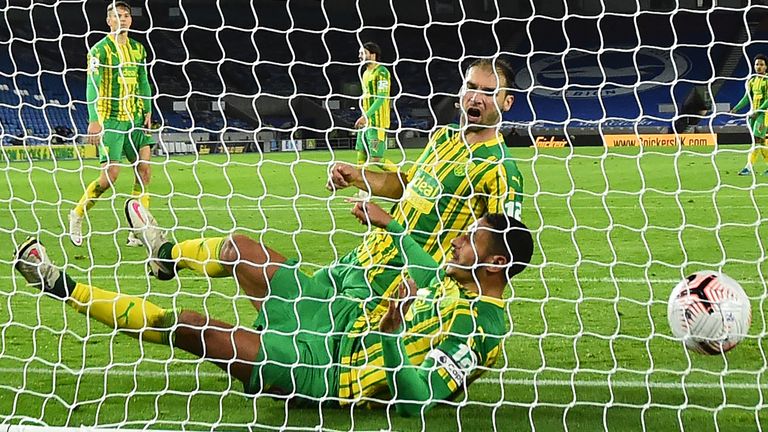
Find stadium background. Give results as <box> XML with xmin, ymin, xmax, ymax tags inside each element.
<box><xmin>2</xmin><ymin>0</ymin><xmax>768</xmax><ymax>152</ymax></box>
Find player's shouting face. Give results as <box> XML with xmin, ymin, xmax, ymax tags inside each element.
<box><xmin>460</xmin><ymin>64</ymin><xmax>514</xmax><ymax>132</ymax></box>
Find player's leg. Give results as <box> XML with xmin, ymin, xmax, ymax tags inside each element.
<box><xmin>355</xmin><ymin>130</ymin><xmax>368</xmax><ymax>166</ymax></box>
<box><xmin>173</xmin><ymin>310</ymin><xmax>261</xmax><ymax>384</ymax></box>
<box><xmin>366</xmin><ymin>128</ymin><xmax>398</xmax><ymax>172</ymax></box>
<box><xmin>70</xmin><ymin>120</ymin><xmax>125</xmax><ymax>246</ymax></box>
<box><xmin>760</xmin><ymin>142</ymin><xmax>768</xmax><ymax>175</ymax></box>
<box><xmin>742</xmin><ymin>115</ymin><xmax>767</xmax><ymax>175</ymax></box>
<box><xmin>355</xmin><ymin>129</ymin><xmax>376</xmax><ymax>199</ymax></box>
<box><xmin>12</xmin><ymin>237</ymin><xmax>260</xmax><ymax>385</ymax></box>
<box><xmin>125</xmin><ymin>199</ymin><xmax>287</xmax><ymax>307</ymax></box>
<box><xmin>127</xmin><ymin>125</ymin><xmax>154</xmax><ymax>209</ymax></box>
<box><xmin>172</xmin><ymin>234</ymin><xmax>288</xmax><ymax>309</ymax></box>
<box><xmin>125</xmin><ymin>128</ymin><xmax>155</xmax><ymax>247</ymax></box>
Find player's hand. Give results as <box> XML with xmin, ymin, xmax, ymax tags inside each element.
<box><xmin>349</xmin><ymin>200</ymin><xmax>392</xmax><ymax>228</ymax></box>
<box><xmin>354</xmin><ymin>116</ymin><xmax>367</xmax><ymax>129</ymax></box>
<box><xmin>379</xmin><ymin>279</ymin><xmax>417</xmax><ymax>334</ymax></box>
<box><xmin>143</xmin><ymin>112</ymin><xmax>152</xmax><ymax>129</ymax></box>
<box><xmin>86</xmin><ymin>121</ymin><xmax>103</xmax><ymax>145</ymax></box>
<box><xmin>327</xmin><ymin>163</ymin><xmax>360</xmax><ymax>191</ymax></box>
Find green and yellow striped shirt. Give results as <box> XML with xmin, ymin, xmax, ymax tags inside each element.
<box><xmin>86</xmin><ymin>35</ymin><xmax>152</xmax><ymax>122</ymax></box>
<box><xmin>337</xmin><ymin>273</ymin><xmax>506</xmax><ymax>402</ymax></box>
<box><xmin>326</xmin><ymin>125</ymin><xmax>524</xmax><ymax>306</ymax></box>
<box><xmin>361</xmin><ymin>64</ymin><xmax>390</xmax><ymax>128</ymax></box>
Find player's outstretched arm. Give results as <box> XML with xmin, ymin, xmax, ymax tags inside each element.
<box><xmin>85</xmin><ymin>47</ymin><xmax>104</xmax><ymax>143</ymax></box>
<box><xmin>731</xmin><ymin>84</ymin><xmax>751</xmax><ymax>113</ymax></box>
<box><xmin>137</xmin><ymin>44</ymin><xmax>153</xmax><ymax>128</ymax></box>
<box><xmin>328</xmin><ymin>162</ymin><xmax>405</xmax><ymax>199</ymax></box>
<box><xmin>351</xmin><ymin>201</ymin><xmax>440</xmax><ymax>287</ymax></box>
<box><xmin>378</xmin><ymin>282</ymin><xmax>455</xmax><ymax>417</ymax></box>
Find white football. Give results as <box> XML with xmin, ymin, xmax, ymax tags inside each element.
<box><xmin>667</xmin><ymin>271</ymin><xmax>751</xmax><ymax>355</ymax></box>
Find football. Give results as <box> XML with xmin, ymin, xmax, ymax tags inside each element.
<box><xmin>667</xmin><ymin>271</ymin><xmax>751</xmax><ymax>355</ymax></box>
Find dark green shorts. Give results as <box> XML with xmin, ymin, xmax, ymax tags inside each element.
<box><xmin>98</xmin><ymin>118</ymin><xmax>156</xmax><ymax>164</ymax></box>
<box><xmin>355</xmin><ymin>127</ymin><xmax>386</xmax><ymax>158</ymax></box>
<box><xmin>246</xmin><ymin>259</ymin><xmax>363</xmax><ymax>401</ymax></box>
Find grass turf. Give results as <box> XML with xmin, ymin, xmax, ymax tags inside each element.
<box><xmin>0</xmin><ymin>145</ymin><xmax>766</xmax><ymax>431</ymax></box>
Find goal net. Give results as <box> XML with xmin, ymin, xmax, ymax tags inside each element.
<box><xmin>0</xmin><ymin>0</ymin><xmax>766</xmax><ymax>430</ymax></box>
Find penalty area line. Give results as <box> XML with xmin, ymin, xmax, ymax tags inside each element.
<box><xmin>1</xmin><ymin>275</ymin><xmax>765</xmax><ymax>285</ymax></box>
<box><xmin>0</xmin><ymin>366</ymin><xmax>762</xmax><ymax>390</ymax></box>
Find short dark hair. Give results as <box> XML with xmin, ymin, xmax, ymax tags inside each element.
<box><xmin>483</xmin><ymin>213</ymin><xmax>533</xmax><ymax>279</ymax></box>
<box><xmin>107</xmin><ymin>1</ymin><xmax>131</xmax><ymax>14</ymax></box>
<box><xmin>362</xmin><ymin>42</ymin><xmax>382</xmax><ymax>61</ymax></box>
<box><xmin>755</xmin><ymin>54</ymin><xmax>768</xmax><ymax>64</ymax></box>
<box><xmin>465</xmin><ymin>57</ymin><xmax>516</xmax><ymax>94</ymax></box>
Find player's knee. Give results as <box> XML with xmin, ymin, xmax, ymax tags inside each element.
<box><xmin>105</xmin><ymin>166</ymin><xmax>120</xmax><ymax>184</ymax></box>
<box><xmin>137</xmin><ymin>164</ymin><xmax>151</xmax><ymax>185</ymax></box>
<box><xmin>222</xmin><ymin>234</ymin><xmax>268</xmax><ymax>264</ymax></box>
<box><xmin>174</xmin><ymin>310</ymin><xmax>211</xmax><ymax>355</ymax></box>
<box><xmin>221</xmin><ymin>235</ymin><xmax>254</xmax><ymax>262</ymax></box>
<box><xmin>178</xmin><ymin>310</ymin><xmax>207</xmax><ymax>329</ymax></box>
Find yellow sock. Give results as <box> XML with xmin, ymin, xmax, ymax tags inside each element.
<box><xmin>172</xmin><ymin>238</ymin><xmax>229</xmax><ymax>277</ymax></box>
<box><xmin>357</xmin><ymin>151</ymin><xmax>367</xmax><ymax>165</ymax></box>
<box><xmin>74</xmin><ymin>180</ymin><xmax>106</xmax><ymax>217</ymax></box>
<box><xmin>749</xmin><ymin>149</ymin><xmax>760</xmax><ymax>166</ymax></box>
<box><xmin>68</xmin><ymin>283</ymin><xmax>174</xmax><ymax>344</ymax></box>
<box><xmin>761</xmin><ymin>146</ymin><xmax>768</xmax><ymax>162</ymax></box>
<box><xmin>132</xmin><ymin>182</ymin><xmax>150</xmax><ymax>209</ymax></box>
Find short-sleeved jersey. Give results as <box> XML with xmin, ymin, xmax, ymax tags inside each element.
<box><xmin>747</xmin><ymin>75</ymin><xmax>768</xmax><ymax>110</ymax></box>
<box><xmin>361</xmin><ymin>64</ymin><xmax>391</xmax><ymax>128</ymax></box>
<box><xmin>325</xmin><ymin>125</ymin><xmax>524</xmax><ymax>303</ymax></box>
<box><xmin>336</xmin><ymin>273</ymin><xmax>506</xmax><ymax>402</ymax></box>
<box><xmin>87</xmin><ymin>35</ymin><xmax>150</xmax><ymax>122</ymax></box>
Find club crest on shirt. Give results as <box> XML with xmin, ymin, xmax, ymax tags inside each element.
<box><xmin>88</xmin><ymin>56</ymin><xmax>100</xmax><ymax>74</ymax></box>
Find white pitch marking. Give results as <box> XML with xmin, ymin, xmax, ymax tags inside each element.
<box><xmin>0</xmin><ymin>366</ymin><xmax>762</xmax><ymax>390</ymax></box>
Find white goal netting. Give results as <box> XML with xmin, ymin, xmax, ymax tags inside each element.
<box><xmin>0</xmin><ymin>0</ymin><xmax>766</xmax><ymax>431</ymax></box>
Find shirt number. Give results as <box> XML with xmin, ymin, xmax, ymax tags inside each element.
<box><xmin>504</xmin><ymin>201</ymin><xmax>522</xmax><ymax>220</ymax></box>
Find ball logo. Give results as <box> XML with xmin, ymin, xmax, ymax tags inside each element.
<box><xmin>515</xmin><ymin>50</ymin><xmax>690</xmax><ymax>98</ymax></box>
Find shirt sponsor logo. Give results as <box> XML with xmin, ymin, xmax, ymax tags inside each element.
<box><xmin>409</xmin><ymin>170</ymin><xmax>441</xmax><ymax>199</ymax></box>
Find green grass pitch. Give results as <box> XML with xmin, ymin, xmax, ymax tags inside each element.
<box><xmin>0</xmin><ymin>145</ymin><xmax>767</xmax><ymax>431</ymax></box>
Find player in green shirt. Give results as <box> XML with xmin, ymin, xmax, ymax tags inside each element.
<box><xmin>732</xmin><ymin>54</ymin><xmax>768</xmax><ymax>176</ymax></box>
<box><xmin>68</xmin><ymin>1</ymin><xmax>155</xmax><ymax>248</ymax></box>
<box><xmin>354</xmin><ymin>42</ymin><xmax>398</xmax><ymax>174</ymax></box>
<box><xmin>119</xmin><ymin>58</ymin><xmax>524</xmax><ymax>318</ymax></box>
<box><xmin>13</xmin><ymin>199</ymin><xmax>533</xmax><ymax>414</ymax></box>
<box><xmin>327</xmin><ymin>58</ymin><xmax>523</xmax><ymax>311</ymax></box>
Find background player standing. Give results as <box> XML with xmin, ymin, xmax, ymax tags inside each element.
<box><xmin>68</xmin><ymin>1</ymin><xmax>155</xmax><ymax>247</ymax></box>
<box><xmin>732</xmin><ymin>54</ymin><xmax>768</xmax><ymax>176</ymax></box>
<box><xmin>354</xmin><ymin>42</ymin><xmax>398</xmax><ymax>176</ymax></box>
